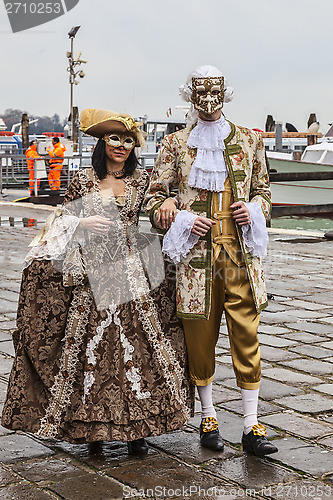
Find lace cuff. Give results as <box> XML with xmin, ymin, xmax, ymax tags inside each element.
<box><xmin>241</xmin><ymin>202</ymin><xmax>268</xmax><ymax>259</ymax></box>
<box><xmin>24</xmin><ymin>213</ymin><xmax>81</xmax><ymax>269</ymax></box>
<box><xmin>162</xmin><ymin>211</ymin><xmax>199</xmax><ymax>263</ymax></box>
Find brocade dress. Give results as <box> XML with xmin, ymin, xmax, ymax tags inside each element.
<box><xmin>1</xmin><ymin>167</ymin><xmax>194</xmax><ymax>443</ymax></box>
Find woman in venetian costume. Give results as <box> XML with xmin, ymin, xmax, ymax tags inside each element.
<box><xmin>1</xmin><ymin>109</ymin><xmax>194</xmax><ymax>456</ymax></box>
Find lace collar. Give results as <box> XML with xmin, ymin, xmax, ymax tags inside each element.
<box><xmin>187</xmin><ymin>116</ymin><xmax>231</xmax><ymax>192</ymax></box>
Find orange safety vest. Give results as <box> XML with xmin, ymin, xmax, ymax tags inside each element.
<box><xmin>49</xmin><ymin>142</ymin><xmax>66</xmax><ymax>166</ymax></box>
<box><xmin>25</xmin><ymin>145</ymin><xmax>39</xmax><ymax>170</ymax></box>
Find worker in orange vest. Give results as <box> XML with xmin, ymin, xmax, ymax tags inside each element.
<box><xmin>47</xmin><ymin>137</ymin><xmax>66</xmax><ymax>191</ymax></box>
<box><xmin>25</xmin><ymin>140</ymin><xmax>41</xmax><ymax>195</ymax></box>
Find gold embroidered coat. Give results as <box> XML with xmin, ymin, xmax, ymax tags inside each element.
<box><xmin>143</xmin><ymin>122</ymin><xmax>271</xmax><ymax>319</ymax></box>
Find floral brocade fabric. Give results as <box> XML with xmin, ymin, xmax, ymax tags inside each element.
<box><xmin>143</xmin><ymin>122</ymin><xmax>271</xmax><ymax>317</ymax></box>
<box><xmin>1</xmin><ymin>168</ymin><xmax>194</xmax><ymax>443</ymax></box>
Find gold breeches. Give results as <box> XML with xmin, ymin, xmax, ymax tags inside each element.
<box><xmin>182</xmin><ymin>249</ymin><xmax>261</xmax><ymax>390</ymax></box>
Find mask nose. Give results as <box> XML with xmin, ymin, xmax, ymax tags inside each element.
<box><xmin>205</xmin><ymin>95</ymin><xmax>213</xmax><ymax>113</ymax></box>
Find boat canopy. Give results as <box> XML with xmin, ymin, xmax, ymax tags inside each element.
<box><xmin>301</xmin><ymin>142</ymin><xmax>333</xmax><ymax>165</ymax></box>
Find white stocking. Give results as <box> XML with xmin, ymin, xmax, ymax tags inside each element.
<box><xmin>241</xmin><ymin>388</ymin><xmax>259</xmax><ymax>434</ymax></box>
<box><xmin>197</xmin><ymin>383</ymin><xmax>216</xmax><ymax>419</ymax></box>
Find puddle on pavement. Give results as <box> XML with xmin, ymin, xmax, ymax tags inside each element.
<box><xmin>276</xmin><ymin>238</ymin><xmax>324</xmax><ymax>244</ymax></box>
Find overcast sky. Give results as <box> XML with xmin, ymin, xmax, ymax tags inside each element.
<box><xmin>0</xmin><ymin>0</ymin><xmax>332</xmax><ymax>132</ymax></box>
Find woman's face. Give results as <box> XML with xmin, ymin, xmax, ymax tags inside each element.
<box><xmin>105</xmin><ymin>142</ymin><xmax>132</xmax><ymax>165</ymax></box>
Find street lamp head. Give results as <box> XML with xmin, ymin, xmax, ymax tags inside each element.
<box><xmin>68</xmin><ymin>26</ymin><xmax>80</xmax><ymax>38</ymax></box>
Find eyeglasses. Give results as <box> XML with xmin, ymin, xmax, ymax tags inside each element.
<box><xmin>103</xmin><ymin>134</ymin><xmax>135</xmax><ymax>150</ymax></box>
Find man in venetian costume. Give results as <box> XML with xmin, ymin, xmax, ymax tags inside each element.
<box><xmin>144</xmin><ymin>65</ymin><xmax>278</xmax><ymax>456</ymax></box>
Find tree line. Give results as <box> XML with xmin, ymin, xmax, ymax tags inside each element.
<box><xmin>0</xmin><ymin>109</ymin><xmax>65</xmax><ymax>134</ymax></box>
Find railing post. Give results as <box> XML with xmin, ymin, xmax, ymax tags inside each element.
<box><xmin>78</xmin><ymin>130</ymin><xmax>83</xmax><ymax>168</ymax></box>
<box><xmin>0</xmin><ymin>157</ymin><xmax>2</xmax><ymax>194</ymax></box>
<box><xmin>34</xmin><ymin>158</ymin><xmax>38</xmax><ymax>197</ymax></box>
<box><xmin>5</xmin><ymin>157</ymin><xmax>9</xmax><ymax>183</ymax></box>
<box><xmin>67</xmin><ymin>158</ymin><xmax>71</xmax><ymax>186</ymax></box>
<box><xmin>275</xmin><ymin>123</ymin><xmax>283</xmax><ymax>152</ymax></box>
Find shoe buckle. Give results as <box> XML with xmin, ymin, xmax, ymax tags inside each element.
<box><xmin>202</xmin><ymin>417</ymin><xmax>218</xmax><ymax>433</ymax></box>
<box><xmin>252</xmin><ymin>424</ymin><xmax>267</xmax><ymax>437</ymax></box>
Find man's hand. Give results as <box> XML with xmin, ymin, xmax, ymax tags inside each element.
<box><xmin>79</xmin><ymin>215</ymin><xmax>113</xmax><ymax>234</ymax></box>
<box><xmin>157</xmin><ymin>198</ymin><xmax>177</xmax><ymax>229</ymax></box>
<box><xmin>230</xmin><ymin>201</ymin><xmax>251</xmax><ymax>226</ymax></box>
<box><xmin>191</xmin><ymin>216</ymin><xmax>216</xmax><ymax>236</ymax></box>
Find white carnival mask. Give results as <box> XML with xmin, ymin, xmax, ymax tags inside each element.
<box><xmin>103</xmin><ymin>134</ymin><xmax>136</xmax><ymax>150</ymax></box>
<box><xmin>191</xmin><ymin>76</ymin><xmax>224</xmax><ymax>114</ymax></box>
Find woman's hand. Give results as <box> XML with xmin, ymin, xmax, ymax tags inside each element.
<box><xmin>191</xmin><ymin>216</ymin><xmax>216</xmax><ymax>236</ymax></box>
<box><xmin>230</xmin><ymin>202</ymin><xmax>251</xmax><ymax>226</ymax></box>
<box><xmin>79</xmin><ymin>215</ymin><xmax>113</xmax><ymax>234</ymax></box>
<box><xmin>157</xmin><ymin>198</ymin><xmax>178</xmax><ymax>229</ymax></box>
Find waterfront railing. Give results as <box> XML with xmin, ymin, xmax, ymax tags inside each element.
<box><xmin>1</xmin><ymin>153</ymin><xmax>333</xmax><ymax>216</ymax></box>
<box><xmin>0</xmin><ymin>152</ymin><xmax>158</xmax><ymax>196</ymax></box>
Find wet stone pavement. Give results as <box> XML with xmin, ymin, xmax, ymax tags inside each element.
<box><xmin>0</xmin><ymin>205</ymin><xmax>333</xmax><ymax>499</ymax></box>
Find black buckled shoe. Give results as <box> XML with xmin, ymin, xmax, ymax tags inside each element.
<box><xmin>242</xmin><ymin>424</ymin><xmax>278</xmax><ymax>457</ymax></box>
<box><xmin>199</xmin><ymin>417</ymin><xmax>224</xmax><ymax>452</ymax></box>
<box><xmin>127</xmin><ymin>438</ymin><xmax>149</xmax><ymax>457</ymax></box>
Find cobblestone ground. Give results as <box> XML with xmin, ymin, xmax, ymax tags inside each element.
<box><xmin>0</xmin><ymin>203</ymin><xmax>333</xmax><ymax>499</ymax></box>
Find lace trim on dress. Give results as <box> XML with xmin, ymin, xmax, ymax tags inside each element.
<box><xmin>82</xmin><ymin>306</ymin><xmax>113</xmax><ymax>405</ymax></box>
<box><xmin>82</xmin><ymin>302</ymin><xmax>150</xmax><ymax>404</ymax></box>
<box><xmin>162</xmin><ymin>211</ymin><xmax>199</xmax><ymax>264</ymax></box>
<box><xmin>116</xmin><ymin>303</ymin><xmax>151</xmax><ymax>401</ymax></box>
<box><xmin>187</xmin><ymin>116</ymin><xmax>231</xmax><ymax>192</ymax></box>
<box><xmin>241</xmin><ymin>202</ymin><xmax>269</xmax><ymax>259</ymax></box>
<box><xmin>37</xmin><ymin>285</ymin><xmax>93</xmax><ymax>438</ymax></box>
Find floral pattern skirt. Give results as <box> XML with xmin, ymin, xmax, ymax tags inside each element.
<box><xmin>1</xmin><ymin>259</ymin><xmax>194</xmax><ymax>443</ymax></box>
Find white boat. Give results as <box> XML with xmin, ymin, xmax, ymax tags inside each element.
<box><xmin>267</xmin><ymin>141</ymin><xmax>333</xmax><ymax>168</ymax></box>
<box><xmin>301</xmin><ymin>141</ymin><xmax>333</xmax><ymax>165</ymax></box>
<box><xmin>270</xmin><ymin>179</ymin><xmax>333</xmax><ymax>208</ymax></box>
<box><xmin>264</xmin><ymin>137</ymin><xmax>333</xmax><ymax>209</ymax></box>
<box><xmin>268</xmin><ymin>158</ymin><xmax>333</xmax><ymax>210</ymax></box>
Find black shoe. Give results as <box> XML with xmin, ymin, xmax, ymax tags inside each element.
<box><xmin>89</xmin><ymin>441</ymin><xmax>102</xmax><ymax>455</ymax></box>
<box><xmin>127</xmin><ymin>438</ymin><xmax>149</xmax><ymax>456</ymax></box>
<box><xmin>199</xmin><ymin>417</ymin><xmax>224</xmax><ymax>452</ymax></box>
<box><xmin>242</xmin><ymin>424</ymin><xmax>278</xmax><ymax>457</ymax></box>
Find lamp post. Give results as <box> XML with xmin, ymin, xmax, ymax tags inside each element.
<box><xmin>67</xmin><ymin>26</ymin><xmax>86</xmax><ymax>151</ymax></box>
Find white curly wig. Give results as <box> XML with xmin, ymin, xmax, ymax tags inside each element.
<box><xmin>179</xmin><ymin>65</ymin><xmax>234</xmax><ymax>126</ymax></box>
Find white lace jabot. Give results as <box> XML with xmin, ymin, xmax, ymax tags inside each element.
<box><xmin>187</xmin><ymin>116</ymin><xmax>231</xmax><ymax>192</ymax></box>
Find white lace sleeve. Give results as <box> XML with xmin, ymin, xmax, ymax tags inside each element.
<box><xmin>241</xmin><ymin>202</ymin><xmax>269</xmax><ymax>259</ymax></box>
<box><xmin>162</xmin><ymin>211</ymin><xmax>200</xmax><ymax>264</ymax></box>
<box><xmin>24</xmin><ymin>213</ymin><xmax>81</xmax><ymax>269</ymax></box>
